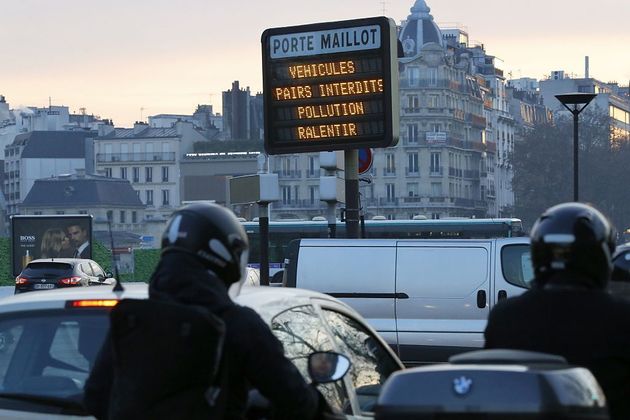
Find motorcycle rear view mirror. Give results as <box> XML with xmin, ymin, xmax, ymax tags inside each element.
<box><xmin>308</xmin><ymin>352</ymin><xmax>351</xmax><ymax>385</ymax></box>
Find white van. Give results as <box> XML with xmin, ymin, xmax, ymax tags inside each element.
<box><xmin>284</xmin><ymin>237</ymin><xmax>532</xmax><ymax>365</ymax></box>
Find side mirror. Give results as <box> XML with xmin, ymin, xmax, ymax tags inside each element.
<box><xmin>308</xmin><ymin>351</ymin><xmax>351</xmax><ymax>385</ymax></box>
<box><xmin>105</xmin><ymin>271</ymin><xmax>113</xmax><ymax>278</ymax></box>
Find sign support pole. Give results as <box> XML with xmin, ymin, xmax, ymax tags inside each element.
<box><xmin>344</xmin><ymin>149</ymin><xmax>360</xmax><ymax>239</ymax></box>
<box><xmin>259</xmin><ymin>202</ymin><xmax>270</xmax><ymax>286</ymax></box>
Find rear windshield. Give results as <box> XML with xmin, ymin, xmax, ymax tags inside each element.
<box><xmin>501</xmin><ymin>244</ymin><xmax>534</xmax><ymax>289</ymax></box>
<box><xmin>0</xmin><ymin>309</ymin><xmax>109</xmax><ymax>405</ymax></box>
<box><xmin>23</xmin><ymin>263</ymin><xmax>73</xmax><ymax>277</ymax></box>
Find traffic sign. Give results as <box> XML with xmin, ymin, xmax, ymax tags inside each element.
<box><xmin>358</xmin><ymin>148</ymin><xmax>373</xmax><ymax>174</ymax></box>
<box><xmin>261</xmin><ymin>17</ymin><xmax>399</xmax><ymax>155</ymax></box>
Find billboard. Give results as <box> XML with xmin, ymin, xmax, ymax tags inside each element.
<box><xmin>261</xmin><ymin>17</ymin><xmax>399</xmax><ymax>154</ymax></box>
<box><xmin>11</xmin><ymin>215</ymin><xmax>93</xmax><ymax>277</ymax></box>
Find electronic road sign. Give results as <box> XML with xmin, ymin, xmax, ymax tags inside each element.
<box><xmin>262</xmin><ymin>17</ymin><xmax>399</xmax><ymax>155</ymax></box>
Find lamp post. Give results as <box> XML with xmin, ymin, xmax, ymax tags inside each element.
<box><xmin>555</xmin><ymin>93</ymin><xmax>597</xmax><ymax>202</ymax></box>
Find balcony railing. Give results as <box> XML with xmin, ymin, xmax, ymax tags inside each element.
<box><xmin>429</xmin><ymin>167</ymin><xmax>444</xmax><ymax>177</ymax></box>
<box><xmin>275</xmin><ymin>170</ymin><xmax>302</xmax><ymax>179</ymax></box>
<box><xmin>405</xmin><ymin>167</ymin><xmax>420</xmax><ymax>176</ymax></box>
<box><xmin>382</xmin><ymin>169</ymin><xmax>396</xmax><ymax>177</ymax></box>
<box><xmin>96</xmin><ymin>152</ymin><xmax>176</xmax><ymax>163</ymax></box>
<box><xmin>273</xmin><ymin>199</ymin><xmax>321</xmax><ymax>209</ymax></box>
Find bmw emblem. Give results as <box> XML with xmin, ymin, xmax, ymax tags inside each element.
<box><xmin>41</xmin><ymin>279</ymin><xmax>46</xmax><ymax>283</ymax></box>
<box><xmin>453</xmin><ymin>376</ymin><xmax>473</xmax><ymax>396</ymax></box>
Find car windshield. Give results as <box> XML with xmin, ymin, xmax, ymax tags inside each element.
<box><xmin>0</xmin><ymin>309</ymin><xmax>108</xmax><ymax>406</ymax></box>
<box><xmin>22</xmin><ymin>263</ymin><xmax>72</xmax><ymax>277</ymax></box>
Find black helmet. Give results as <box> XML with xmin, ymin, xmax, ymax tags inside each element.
<box><xmin>161</xmin><ymin>203</ymin><xmax>249</xmax><ymax>287</ymax></box>
<box><xmin>530</xmin><ymin>202</ymin><xmax>616</xmax><ymax>289</ymax></box>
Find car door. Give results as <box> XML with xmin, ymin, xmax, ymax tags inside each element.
<box><xmin>270</xmin><ymin>304</ymin><xmax>353</xmax><ymax>415</ymax></box>
<box><xmin>89</xmin><ymin>262</ymin><xmax>108</xmax><ymax>285</ymax></box>
<box><xmin>395</xmin><ymin>241</ymin><xmax>491</xmax><ymax>365</ymax></box>
<box><xmin>79</xmin><ymin>262</ymin><xmax>97</xmax><ymax>285</ymax></box>
<box><xmin>317</xmin><ymin>303</ymin><xmax>403</xmax><ymax>418</ymax></box>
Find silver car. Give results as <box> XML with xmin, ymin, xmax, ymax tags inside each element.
<box><xmin>0</xmin><ymin>283</ymin><xmax>403</xmax><ymax>418</ymax></box>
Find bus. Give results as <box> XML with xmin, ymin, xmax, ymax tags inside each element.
<box><xmin>242</xmin><ymin>218</ymin><xmax>524</xmax><ymax>282</ymax></box>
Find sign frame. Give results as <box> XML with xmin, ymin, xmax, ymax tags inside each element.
<box><xmin>10</xmin><ymin>214</ymin><xmax>93</xmax><ymax>277</ymax></box>
<box><xmin>261</xmin><ymin>16</ymin><xmax>399</xmax><ymax>155</ymax></box>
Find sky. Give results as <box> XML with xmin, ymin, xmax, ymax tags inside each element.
<box><xmin>2</xmin><ymin>0</ymin><xmax>629</xmax><ymax>127</ymax></box>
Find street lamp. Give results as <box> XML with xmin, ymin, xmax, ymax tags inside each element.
<box><xmin>555</xmin><ymin>93</ymin><xmax>597</xmax><ymax>202</ymax></box>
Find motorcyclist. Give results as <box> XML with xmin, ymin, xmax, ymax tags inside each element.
<box><xmin>484</xmin><ymin>202</ymin><xmax>630</xmax><ymax>419</ymax></box>
<box><xmin>84</xmin><ymin>202</ymin><xmax>325</xmax><ymax>419</ymax></box>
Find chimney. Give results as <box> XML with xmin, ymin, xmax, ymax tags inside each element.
<box><xmin>133</xmin><ymin>121</ymin><xmax>148</xmax><ymax>135</ymax></box>
<box><xmin>98</xmin><ymin>121</ymin><xmax>115</xmax><ymax>137</ymax></box>
<box><xmin>585</xmin><ymin>56</ymin><xmax>590</xmax><ymax>79</ymax></box>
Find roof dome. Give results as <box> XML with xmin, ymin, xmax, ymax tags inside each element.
<box><xmin>399</xmin><ymin>0</ymin><xmax>443</xmax><ymax>59</ymax></box>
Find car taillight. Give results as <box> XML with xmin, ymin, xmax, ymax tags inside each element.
<box><xmin>15</xmin><ymin>277</ymin><xmax>28</xmax><ymax>285</ymax></box>
<box><xmin>60</xmin><ymin>276</ymin><xmax>82</xmax><ymax>285</ymax></box>
<box><xmin>67</xmin><ymin>299</ymin><xmax>119</xmax><ymax>308</ymax></box>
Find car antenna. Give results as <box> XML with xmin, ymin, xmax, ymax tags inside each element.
<box><xmin>107</xmin><ymin>215</ymin><xmax>124</xmax><ymax>292</ymax></box>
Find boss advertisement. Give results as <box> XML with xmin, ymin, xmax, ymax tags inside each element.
<box><xmin>11</xmin><ymin>215</ymin><xmax>93</xmax><ymax>277</ymax></box>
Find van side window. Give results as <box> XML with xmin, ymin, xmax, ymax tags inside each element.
<box><xmin>321</xmin><ymin>309</ymin><xmax>400</xmax><ymax>414</ymax></box>
<box><xmin>501</xmin><ymin>244</ymin><xmax>534</xmax><ymax>288</ymax></box>
<box><xmin>271</xmin><ymin>305</ymin><xmax>351</xmax><ymax>413</ymax></box>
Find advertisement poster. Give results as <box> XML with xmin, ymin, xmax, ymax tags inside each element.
<box><xmin>11</xmin><ymin>215</ymin><xmax>93</xmax><ymax>277</ymax></box>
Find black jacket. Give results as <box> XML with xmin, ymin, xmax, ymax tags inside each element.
<box><xmin>484</xmin><ymin>275</ymin><xmax>630</xmax><ymax>420</ymax></box>
<box><xmin>84</xmin><ymin>253</ymin><xmax>319</xmax><ymax>419</ymax></box>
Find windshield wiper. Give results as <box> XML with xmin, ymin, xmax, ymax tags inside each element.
<box><xmin>0</xmin><ymin>392</ymin><xmax>86</xmax><ymax>414</ymax></box>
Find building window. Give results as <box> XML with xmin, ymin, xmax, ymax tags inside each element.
<box><xmin>145</xmin><ymin>167</ymin><xmax>153</xmax><ymax>182</ymax></box>
<box><xmin>407</xmin><ymin>183</ymin><xmax>419</xmax><ymax>197</ymax></box>
<box><xmin>132</xmin><ymin>167</ymin><xmax>140</xmax><ymax>183</ymax></box>
<box><xmin>408</xmin><ymin>67</ymin><xmax>420</xmax><ymax>86</ymax></box>
<box><xmin>428</xmin><ymin>95</ymin><xmax>439</xmax><ymax>108</ymax></box>
<box><xmin>431</xmin><ymin>182</ymin><xmax>442</xmax><ymax>197</ymax></box>
<box><xmin>120</xmin><ymin>167</ymin><xmax>127</xmax><ymax>179</ymax></box>
<box><xmin>430</xmin><ymin>152</ymin><xmax>441</xmax><ymax>174</ymax></box>
<box><xmin>146</xmin><ymin>190</ymin><xmax>153</xmax><ymax>205</ymax></box>
<box><xmin>34</xmin><ymin>211</ymin><xmax>42</xmax><ymax>215</ymax></box>
<box><xmin>79</xmin><ymin>210</ymin><xmax>88</xmax><ymax>214</ymax></box>
<box><xmin>104</xmin><ymin>168</ymin><xmax>112</xmax><ymax>178</ymax></box>
<box><xmin>56</xmin><ymin>211</ymin><xmax>64</xmax><ymax>215</ymax></box>
<box><xmin>385</xmin><ymin>154</ymin><xmax>395</xmax><ymax>175</ymax></box>
<box><xmin>162</xmin><ymin>189</ymin><xmax>170</xmax><ymax>206</ymax></box>
<box><xmin>132</xmin><ymin>211</ymin><xmax>137</xmax><ymax>224</ymax></box>
<box><xmin>407</xmin><ymin>124</ymin><xmax>418</xmax><ymax>143</ymax></box>
<box><xmin>106</xmin><ymin>210</ymin><xmax>113</xmax><ymax>221</ymax></box>
<box><xmin>407</xmin><ymin>153</ymin><xmax>419</xmax><ymax>174</ymax></box>
<box><xmin>309</xmin><ymin>186</ymin><xmax>319</xmax><ymax>204</ymax></box>
<box><xmin>408</xmin><ymin>95</ymin><xmax>419</xmax><ymax>109</ymax></box>
<box><xmin>386</xmin><ymin>183</ymin><xmax>395</xmax><ymax>202</ymax></box>
<box><xmin>281</xmin><ymin>186</ymin><xmax>292</xmax><ymax>205</ymax></box>
<box><xmin>161</xmin><ymin>166</ymin><xmax>169</xmax><ymax>182</ymax></box>
<box><xmin>120</xmin><ymin>210</ymin><xmax>126</xmax><ymax>223</ymax></box>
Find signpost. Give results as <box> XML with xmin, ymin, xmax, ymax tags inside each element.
<box><xmin>262</xmin><ymin>17</ymin><xmax>399</xmax><ymax>237</ymax></box>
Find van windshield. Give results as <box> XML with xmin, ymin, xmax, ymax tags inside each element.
<box><xmin>501</xmin><ymin>244</ymin><xmax>534</xmax><ymax>289</ymax></box>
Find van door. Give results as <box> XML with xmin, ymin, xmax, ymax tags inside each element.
<box><xmin>492</xmin><ymin>238</ymin><xmax>532</xmax><ymax>306</ymax></box>
<box><xmin>295</xmin><ymin>242</ymin><xmax>399</xmax><ymax>352</ymax></box>
<box><xmin>395</xmin><ymin>241</ymin><xmax>491</xmax><ymax>365</ymax></box>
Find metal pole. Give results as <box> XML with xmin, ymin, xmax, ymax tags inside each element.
<box><xmin>573</xmin><ymin>111</ymin><xmax>579</xmax><ymax>202</ymax></box>
<box><xmin>259</xmin><ymin>203</ymin><xmax>269</xmax><ymax>286</ymax></box>
<box><xmin>327</xmin><ymin>202</ymin><xmax>336</xmax><ymax>238</ymax></box>
<box><xmin>344</xmin><ymin>150</ymin><xmax>360</xmax><ymax>239</ymax></box>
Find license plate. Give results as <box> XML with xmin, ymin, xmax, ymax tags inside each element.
<box><xmin>33</xmin><ymin>284</ymin><xmax>55</xmax><ymax>290</ymax></box>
